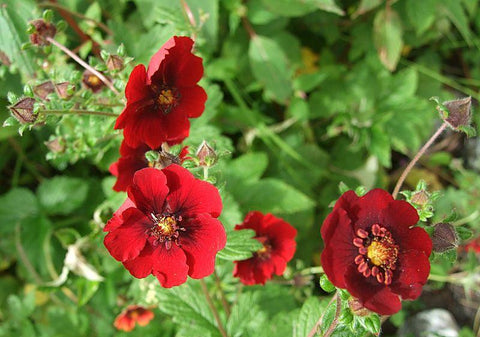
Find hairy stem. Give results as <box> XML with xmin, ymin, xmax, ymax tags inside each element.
<box><xmin>307</xmin><ymin>293</ymin><xmax>339</xmax><ymax>337</ymax></box>
<box><xmin>42</xmin><ymin>109</ymin><xmax>119</xmax><ymax>117</ymax></box>
<box><xmin>199</xmin><ymin>279</ymin><xmax>229</xmax><ymax>337</ymax></box>
<box><xmin>323</xmin><ymin>294</ymin><xmax>342</xmax><ymax>337</ymax></box>
<box><xmin>46</xmin><ymin>37</ymin><xmax>120</xmax><ymax>96</ymax></box>
<box><xmin>214</xmin><ymin>270</ymin><xmax>231</xmax><ymax>318</ymax></box>
<box><xmin>392</xmin><ymin>122</ymin><xmax>448</xmax><ymax>199</ymax></box>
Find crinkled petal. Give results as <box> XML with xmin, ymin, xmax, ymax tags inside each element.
<box><xmin>163</xmin><ymin>164</ymin><xmax>223</xmax><ymax>217</ymax></box>
<box><xmin>353</xmin><ymin>189</ymin><xmax>392</xmax><ymax>230</ymax></box>
<box><xmin>104</xmin><ymin>198</ymin><xmax>135</xmax><ymax>232</ymax></box>
<box><xmin>390</xmin><ymin>250</ymin><xmax>430</xmax><ymax>300</ymax></box>
<box><xmin>125</xmin><ymin>64</ymin><xmax>149</xmax><ymax>102</ymax></box>
<box><xmin>103</xmin><ymin>208</ymin><xmax>150</xmax><ymax>262</ymax></box>
<box><xmin>111</xmin><ymin>155</ymin><xmax>148</xmax><ymax>192</ymax></box>
<box><xmin>233</xmin><ymin>259</ymin><xmax>258</xmax><ymax>285</ymax></box>
<box><xmin>121</xmin><ymin>110</ymin><xmax>168</xmax><ymax>149</ymax></box>
<box><xmin>381</xmin><ymin>200</ymin><xmax>419</xmax><ymax>231</ymax></box>
<box><xmin>344</xmin><ymin>265</ymin><xmax>402</xmax><ymax>315</ymax></box>
<box><xmin>147</xmin><ymin>37</ymin><xmax>178</xmax><ymax>80</ymax></box>
<box><xmin>127</xmin><ymin>168</ymin><xmax>169</xmax><ymax>215</ymax></box>
<box><xmin>320</xmin><ymin>209</ymin><xmax>357</xmax><ymax>288</ymax></box>
<box><xmin>180</xmin><ymin>214</ymin><xmax>226</xmax><ymax>279</ymax></box>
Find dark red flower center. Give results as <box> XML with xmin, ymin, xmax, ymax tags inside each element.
<box><xmin>254</xmin><ymin>236</ymin><xmax>272</xmax><ymax>260</ymax></box>
<box><xmin>150</xmin><ymin>84</ymin><xmax>180</xmax><ymax>114</ymax></box>
<box><xmin>352</xmin><ymin>224</ymin><xmax>398</xmax><ymax>285</ymax></box>
<box><xmin>148</xmin><ymin>213</ymin><xmax>186</xmax><ymax>250</ymax></box>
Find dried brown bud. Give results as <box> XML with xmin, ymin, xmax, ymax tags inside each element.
<box><xmin>348</xmin><ymin>298</ymin><xmax>371</xmax><ymax>317</ymax></box>
<box><xmin>82</xmin><ymin>70</ymin><xmax>105</xmax><ymax>93</ymax></box>
<box><xmin>432</xmin><ymin>223</ymin><xmax>458</xmax><ymax>253</ymax></box>
<box><xmin>34</xmin><ymin>81</ymin><xmax>55</xmax><ymax>100</ymax></box>
<box><xmin>55</xmin><ymin>82</ymin><xmax>73</xmax><ymax>99</ymax></box>
<box><xmin>196</xmin><ymin>141</ymin><xmax>217</xmax><ymax>167</ymax></box>
<box><xmin>442</xmin><ymin>97</ymin><xmax>472</xmax><ymax>129</ymax></box>
<box><xmin>106</xmin><ymin>55</ymin><xmax>124</xmax><ymax>71</ymax></box>
<box><xmin>44</xmin><ymin>138</ymin><xmax>65</xmax><ymax>153</ymax></box>
<box><xmin>9</xmin><ymin>97</ymin><xmax>37</xmax><ymax>124</ymax></box>
<box><xmin>411</xmin><ymin>190</ymin><xmax>429</xmax><ymax>206</ymax></box>
<box><xmin>29</xmin><ymin>19</ymin><xmax>56</xmax><ymax>46</ymax></box>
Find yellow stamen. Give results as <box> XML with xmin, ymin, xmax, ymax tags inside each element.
<box><xmin>367</xmin><ymin>241</ymin><xmax>391</xmax><ymax>266</ymax></box>
<box><xmin>157</xmin><ymin>89</ymin><xmax>175</xmax><ymax>105</ymax></box>
<box><xmin>157</xmin><ymin>216</ymin><xmax>176</xmax><ymax>235</ymax></box>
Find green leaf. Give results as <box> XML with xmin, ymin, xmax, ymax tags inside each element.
<box><xmin>37</xmin><ymin>176</ymin><xmax>89</xmax><ymax>215</ymax></box>
<box><xmin>440</xmin><ymin>1</ymin><xmax>473</xmax><ymax>46</ymax></box>
<box><xmin>320</xmin><ymin>274</ymin><xmax>335</xmax><ymax>293</ymax></box>
<box><xmin>294</xmin><ymin>297</ymin><xmax>322</xmax><ymax>337</ymax></box>
<box><xmin>227</xmin><ymin>292</ymin><xmax>264</xmax><ymax>337</ymax></box>
<box><xmin>157</xmin><ymin>282</ymin><xmax>221</xmax><ymax>337</ymax></box>
<box><xmin>456</xmin><ymin>225</ymin><xmax>473</xmax><ymax>241</ymax></box>
<box><xmin>373</xmin><ymin>9</ymin><xmax>403</xmax><ymax>71</ymax></box>
<box><xmin>406</xmin><ymin>0</ymin><xmax>436</xmax><ymax>35</ymax></box>
<box><xmin>0</xmin><ymin>188</ymin><xmax>38</xmax><ymax>231</ymax></box>
<box><xmin>233</xmin><ymin>178</ymin><xmax>315</xmax><ymax>215</ymax></box>
<box><xmin>217</xmin><ymin>229</ymin><xmax>263</xmax><ymax>261</ymax></box>
<box><xmin>249</xmin><ymin>35</ymin><xmax>292</xmax><ymax>103</ymax></box>
<box><xmin>370</xmin><ymin>125</ymin><xmax>391</xmax><ymax>167</ymax></box>
<box><xmin>352</xmin><ymin>0</ymin><xmax>382</xmax><ymax>18</ymax></box>
<box><xmin>225</xmin><ymin>152</ymin><xmax>269</xmax><ymax>185</ymax></box>
<box><xmin>76</xmin><ymin>279</ymin><xmax>100</xmax><ymax>307</ymax></box>
<box><xmin>261</xmin><ymin>0</ymin><xmax>344</xmax><ymax>17</ymax></box>
<box><xmin>0</xmin><ymin>0</ymin><xmax>35</xmax><ymax>76</ymax></box>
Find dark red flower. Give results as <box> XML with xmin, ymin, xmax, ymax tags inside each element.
<box><xmin>115</xmin><ymin>36</ymin><xmax>207</xmax><ymax>149</ymax></box>
<box><xmin>114</xmin><ymin>305</ymin><xmax>154</xmax><ymax>332</ymax></box>
<box><xmin>233</xmin><ymin>211</ymin><xmax>297</xmax><ymax>285</ymax></box>
<box><xmin>321</xmin><ymin>189</ymin><xmax>432</xmax><ymax>315</ymax></box>
<box><xmin>104</xmin><ymin>165</ymin><xmax>226</xmax><ymax>288</ymax></box>
<box><xmin>109</xmin><ymin>141</ymin><xmax>151</xmax><ymax>192</ymax></box>
<box><xmin>463</xmin><ymin>236</ymin><xmax>480</xmax><ymax>253</ymax></box>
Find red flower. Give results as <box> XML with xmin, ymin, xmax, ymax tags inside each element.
<box><xmin>109</xmin><ymin>141</ymin><xmax>151</xmax><ymax>192</ymax></box>
<box><xmin>233</xmin><ymin>211</ymin><xmax>297</xmax><ymax>285</ymax></box>
<box><xmin>115</xmin><ymin>36</ymin><xmax>207</xmax><ymax>149</ymax></box>
<box><xmin>104</xmin><ymin>165</ymin><xmax>226</xmax><ymax>288</ymax></box>
<box><xmin>321</xmin><ymin>189</ymin><xmax>432</xmax><ymax>315</ymax></box>
<box><xmin>114</xmin><ymin>305</ymin><xmax>154</xmax><ymax>332</ymax></box>
<box><xmin>463</xmin><ymin>236</ymin><xmax>480</xmax><ymax>253</ymax></box>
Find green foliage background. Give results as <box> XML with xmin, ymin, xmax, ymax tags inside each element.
<box><xmin>0</xmin><ymin>0</ymin><xmax>479</xmax><ymax>336</ymax></box>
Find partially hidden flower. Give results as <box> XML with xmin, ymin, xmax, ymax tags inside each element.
<box><xmin>321</xmin><ymin>189</ymin><xmax>432</xmax><ymax>315</ymax></box>
<box><xmin>463</xmin><ymin>236</ymin><xmax>480</xmax><ymax>253</ymax></box>
<box><xmin>115</xmin><ymin>36</ymin><xmax>207</xmax><ymax>149</ymax></box>
<box><xmin>233</xmin><ymin>211</ymin><xmax>297</xmax><ymax>285</ymax></box>
<box><xmin>114</xmin><ymin>305</ymin><xmax>154</xmax><ymax>332</ymax></box>
<box><xmin>104</xmin><ymin>165</ymin><xmax>226</xmax><ymax>288</ymax></box>
<box><xmin>109</xmin><ymin>141</ymin><xmax>190</xmax><ymax>192</ymax></box>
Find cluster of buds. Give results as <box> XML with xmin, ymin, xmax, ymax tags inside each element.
<box><xmin>33</xmin><ymin>81</ymin><xmax>73</xmax><ymax>100</ymax></box>
<box><xmin>28</xmin><ymin>19</ymin><xmax>56</xmax><ymax>46</ymax></box>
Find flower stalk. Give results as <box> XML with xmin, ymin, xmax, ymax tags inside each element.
<box><xmin>200</xmin><ymin>279</ymin><xmax>229</xmax><ymax>337</ymax></box>
<box><xmin>41</xmin><ymin>109</ymin><xmax>119</xmax><ymax>117</ymax></box>
<box><xmin>392</xmin><ymin>122</ymin><xmax>448</xmax><ymax>199</ymax></box>
<box><xmin>307</xmin><ymin>292</ymin><xmax>340</xmax><ymax>337</ymax></box>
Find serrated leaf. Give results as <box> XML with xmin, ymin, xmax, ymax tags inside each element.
<box><xmin>157</xmin><ymin>282</ymin><xmax>221</xmax><ymax>337</ymax></box>
<box><xmin>217</xmin><ymin>229</ymin><xmax>262</xmax><ymax>261</ymax></box>
<box><xmin>226</xmin><ymin>152</ymin><xmax>269</xmax><ymax>184</ymax></box>
<box><xmin>370</xmin><ymin>125</ymin><xmax>391</xmax><ymax>167</ymax></box>
<box><xmin>37</xmin><ymin>176</ymin><xmax>89</xmax><ymax>215</ymax></box>
<box><xmin>373</xmin><ymin>9</ymin><xmax>403</xmax><ymax>71</ymax></box>
<box><xmin>249</xmin><ymin>35</ymin><xmax>292</xmax><ymax>103</ymax></box>
<box><xmin>227</xmin><ymin>292</ymin><xmax>264</xmax><ymax>337</ymax></box>
<box><xmin>233</xmin><ymin>178</ymin><xmax>315</xmax><ymax>215</ymax></box>
<box><xmin>294</xmin><ymin>297</ymin><xmax>322</xmax><ymax>337</ymax></box>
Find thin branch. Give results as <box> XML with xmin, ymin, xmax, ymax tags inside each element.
<box><xmin>38</xmin><ymin>2</ymin><xmax>113</xmax><ymax>35</ymax></box>
<box><xmin>42</xmin><ymin>109</ymin><xmax>119</xmax><ymax>117</ymax></box>
<box><xmin>15</xmin><ymin>224</ymin><xmax>43</xmax><ymax>283</ymax></box>
<box><xmin>199</xmin><ymin>279</ymin><xmax>229</xmax><ymax>337</ymax></box>
<box><xmin>323</xmin><ymin>294</ymin><xmax>342</xmax><ymax>337</ymax></box>
<box><xmin>214</xmin><ymin>270</ymin><xmax>231</xmax><ymax>317</ymax></box>
<box><xmin>46</xmin><ymin>37</ymin><xmax>121</xmax><ymax>96</ymax></box>
<box><xmin>392</xmin><ymin>122</ymin><xmax>448</xmax><ymax>199</ymax></box>
<box><xmin>307</xmin><ymin>293</ymin><xmax>338</xmax><ymax>337</ymax></box>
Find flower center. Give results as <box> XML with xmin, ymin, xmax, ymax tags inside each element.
<box><xmin>150</xmin><ymin>84</ymin><xmax>179</xmax><ymax>114</ymax></box>
<box><xmin>157</xmin><ymin>89</ymin><xmax>175</xmax><ymax>105</ymax></box>
<box><xmin>149</xmin><ymin>213</ymin><xmax>186</xmax><ymax>250</ymax></box>
<box><xmin>254</xmin><ymin>236</ymin><xmax>272</xmax><ymax>260</ymax></box>
<box><xmin>352</xmin><ymin>224</ymin><xmax>399</xmax><ymax>285</ymax></box>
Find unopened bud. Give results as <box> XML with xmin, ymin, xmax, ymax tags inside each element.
<box><xmin>106</xmin><ymin>55</ymin><xmax>124</xmax><ymax>71</ymax></box>
<box><xmin>9</xmin><ymin>97</ymin><xmax>37</xmax><ymax>124</ymax></box>
<box><xmin>442</xmin><ymin>97</ymin><xmax>472</xmax><ymax>129</ymax></box>
<box><xmin>29</xmin><ymin>19</ymin><xmax>56</xmax><ymax>46</ymax></box>
<box><xmin>82</xmin><ymin>70</ymin><xmax>105</xmax><ymax>93</ymax></box>
<box><xmin>33</xmin><ymin>81</ymin><xmax>55</xmax><ymax>100</ymax></box>
<box><xmin>44</xmin><ymin>138</ymin><xmax>65</xmax><ymax>153</ymax></box>
<box><xmin>411</xmin><ymin>190</ymin><xmax>429</xmax><ymax>206</ymax></box>
<box><xmin>432</xmin><ymin>223</ymin><xmax>458</xmax><ymax>253</ymax></box>
<box><xmin>196</xmin><ymin>141</ymin><xmax>217</xmax><ymax>167</ymax></box>
<box><xmin>348</xmin><ymin>298</ymin><xmax>371</xmax><ymax>317</ymax></box>
<box><xmin>55</xmin><ymin>82</ymin><xmax>73</xmax><ymax>99</ymax></box>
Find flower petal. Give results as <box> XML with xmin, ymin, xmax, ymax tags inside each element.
<box><xmin>395</xmin><ymin>226</ymin><xmax>433</xmax><ymax>257</ymax></box>
<box><xmin>320</xmin><ymin>208</ymin><xmax>357</xmax><ymax>288</ymax></box>
<box><xmin>104</xmin><ymin>198</ymin><xmax>135</xmax><ymax>232</ymax></box>
<box><xmin>127</xmin><ymin>168</ymin><xmax>169</xmax><ymax>215</ymax></box>
<box><xmin>381</xmin><ymin>200</ymin><xmax>419</xmax><ymax>231</ymax></box>
<box><xmin>344</xmin><ymin>265</ymin><xmax>402</xmax><ymax>315</ymax></box>
<box><xmin>125</xmin><ymin>64</ymin><xmax>149</xmax><ymax>102</ymax></box>
<box><xmin>103</xmin><ymin>208</ymin><xmax>150</xmax><ymax>262</ymax></box>
<box><xmin>354</xmin><ymin>189</ymin><xmax>392</xmax><ymax>230</ymax></box>
<box><xmin>180</xmin><ymin>214</ymin><xmax>226</xmax><ymax>279</ymax></box>
<box><xmin>390</xmin><ymin>250</ymin><xmax>430</xmax><ymax>300</ymax></box>
<box><xmin>162</xmin><ymin>164</ymin><xmax>223</xmax><ymax>217</ymax></box>
<box><xmin>177</xmin><ymin>85</ymin><xmax>207</xmax><ymax>118</ymax></box>
<box><xmin>146</xmin><ymin>37</ymin><xmax>178</xmax><ymax>80</ymax></box>
<box><xmin>121</xmin><ymin>110</ymin><xmax>168</xmax><ymax>149</ymax></box>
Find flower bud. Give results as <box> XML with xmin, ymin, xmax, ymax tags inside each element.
<box><xmin>196</xmin><ymin>141</ymin><xmax>217</xmax><ymax>167</ymax></box>
<box><xmin>44</xmin><ymin>138</ymin><xmax>65</xmax><ymax>153</ymax></box>
<box><xmin>82</xmin><ymin>70</ymin><xmax>105</xmax><ymax>93</ymax></box>
<box><xmin>55</xmin><ymin>82</ymin><xmax>73</xmax><ymax>99</ymax></box>
<box><xmin>441</xmin><ymin>97</ymin><xmax>472</xmax><ymax>130</ymax></box>
<box><xmin>432</xmin><ymin>223</ymin><xmax>458</xmax><ymax>253</ymax></box>
<box><xmin>29</xmin><ymin>19</ymin><xmax>56</xmax><ymax>46</ymax></box>
<box><xmin>348</xmin><ymin>298</ymin><xmax>371</xmax><ymax>317</ymax></box>
<box><xmin>411</xmin><ymin>190</ymin><xmax>429</xmax><ymax>206</ymax></box>
<box><xmin>106</xmin><ymin>55</ymin><xmax>124</xmax><ymax>71</ymax></box>
<box><xmin>9</xmin><ymin>97</ymin><xmax>37</xmax><ymax>124</ymax></box>
<box><xmin>33</xmin><ymin>81</ymin><xmax>55</xmax><ymax>100</ymax></box>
